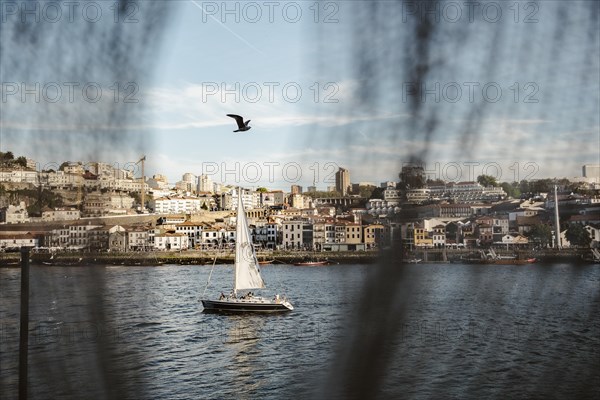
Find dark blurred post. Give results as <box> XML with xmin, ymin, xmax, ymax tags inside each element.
<box><xmin>19</xmin><ymin>246</ymin><xmax>30</xmax><ymax>400</ymax></box>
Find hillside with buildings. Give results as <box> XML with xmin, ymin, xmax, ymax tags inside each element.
<box><xmin>1</xmin><ymin>155</ymin><xmax>599</xmax><ymax>257</ymax></box>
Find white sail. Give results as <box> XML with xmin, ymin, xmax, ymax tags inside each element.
<box><xmin>234</xmin><ymin>189</ymin><xmax>265</xmax><ymax>292</ymax></box>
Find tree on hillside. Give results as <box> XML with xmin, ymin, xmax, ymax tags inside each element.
<box><xmin>519</xmin><ymin>180</ymin><xmax>531</xmax><ymax>195</ymax></box>
<box><xmin>530</xmin><ymin>179</ymin><xmax>554</xmax><ymax>194</ymax></box>
<box><xmin>398</xmin><ymin>165</ymin><xmax>425</xmax><ymax>190</ymax></box>
<box><xmin>15</xmin><ymin>156</ymin><xmax>27</xmax><ymax>168</ymax></box>
<box><xmin>426</xmin><ymin>178</ymin><xmax>445</xmax><ymax>186</ymax></box>
<box><xmin>305</xmin><ymin>190</ymin><xmax>341</xmax><ymax>198</ymax></box>
<box><xmin>477</xmin><ymin>174</ymin><xmax>498</xmax><ymax>187</ymax></box>
<box><xmin>369</xmin><ymin>187</ymin><xmax>386</xmax><ymax>200</ymax></box>
<box><xmin>565</xmin><ymin>223</ymin><xmax>591</xmax><ymax>248</ymax></box>
<box><xmin>501</xmin><ymin>182</ymin><xmax>521</xmax><ymax>198</ymax></box>
<box><xmin>528</xmin><ymin>224</ymin><xmax>553</xmax><ymax>248</ymax></box>
<box><xmin>358</xmin><ymin>186</ymin><xmax>374</xmax><ymax>198</ymax></box>
<box><xmin>23</xmin><ymin>188</ymin><xmax>64</xmax><ymax>216</ymax></box>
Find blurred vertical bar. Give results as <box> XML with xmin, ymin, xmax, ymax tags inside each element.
<box><xmin>19</xmin><ymin>246</ymin><xmax>30</xmax><ymax>400</ymax></box>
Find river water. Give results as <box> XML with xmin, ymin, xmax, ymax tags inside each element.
<box><xmin>1</xmin><ymin>263</ymin><xmax>599</xmax><ymax>399</ymax></box>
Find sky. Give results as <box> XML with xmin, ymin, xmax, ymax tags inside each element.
<box><xmin>1</xmin><ymin>1</ymin><xmax>599</xmax><ymax>190</ymax></box>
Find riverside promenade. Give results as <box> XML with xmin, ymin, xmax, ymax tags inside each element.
<box><xmin>0</xmin><ymin>248</ymin><xmax>595</xmax><ymax>266</ymax></box>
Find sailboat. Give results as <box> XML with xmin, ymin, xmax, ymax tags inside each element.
<box><xmin>201</xmin><ymin>189</ymin><xmax>293</xmax><ymax>313</ymax></box>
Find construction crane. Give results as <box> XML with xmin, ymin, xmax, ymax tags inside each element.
<box><xmin>136</xmin><ymin>155</ymin><xmax>146</xmax><ymax>213</ymax></box>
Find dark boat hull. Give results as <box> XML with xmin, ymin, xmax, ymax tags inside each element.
<box><xmin>201</xmin><ymin>299</ymin><xmax>293</xmax><ymax>313</ymax></box>
<box><xmin>293</xmin><ymin>261</ymin><xmax>328</xmax><ymax>266</ymax></box>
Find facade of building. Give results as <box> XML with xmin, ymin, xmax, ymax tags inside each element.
<box><xmin>83</xmin><ymin>193</ymin><xmax>135</xmax><ymax>217</ymax></box>
<box><xmin>197</xmin><ymin>174</ymin><xmax>213</xmax><ymax>193</ymax></box>
<box><xmin>282</xmin><ymin>221</ymin><xmax>304</xmax><ymax>249</ymax></box>
<box><xmin>335</xmin><ymin>167</ymin><xmax>350</xmax><ymax>196</ymax></box>
<box><xmin>290</xmin><ymin>185</ymin><xmax>302</xmax><ymax>195</ymax></box>
<box><xmin>0</xmin><ymin>234</ymin><xmax>39</xmax><ymax>249</ymax></box>
<box><xmin>154</xmin><ymin>233</ymin><xmax>189</xmax><ymax>251</ymax></box>
<box><xmin>151</xmin><ymin>196</ymin><xmax>209</xmax><ymax>214</ymax></box>
<box><xmin>128</xmin><ymin>228</ymin><xmax>150</xmax><ymax>250</ymax></box>
<box><xmin>42</xmin><ymin>207</ymin><xmax>81</xmax><ymax>222</ymax></box>
<box><xmin>0</xmin><ymin>202</ymin><xmax>29</xmax><ymax>224</ymax></box>
<box><xmin>175</xmin><ymin>221</ymin><xmax>204</xmax><ymax>248</ymax></box>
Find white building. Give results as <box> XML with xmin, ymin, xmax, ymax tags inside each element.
<box><xmin>197</xmin><ymin>174</ymin><xmax>213</xmax><ymax>193</ymax></box>
<box><xmin>440</xmin><ymin>182</ymin><xmax>506</xmax><ymax>203</ymax></box>
<box><xmin>128</xmin><ymin>228</ymin><xmax>151</xmax><ymax>250</ymax></box>
<box><xmin>0</xmin><ymin>202</ymin><xmax>29</xmax><ymax>224</ymax></box>
<box><xmin>176</xmin><ymin>173</ymin><xmax>196</xmax><ymax>192</ymax></box>
<box><xmin>221</xmin><ymin>189</ymin><xmax>255</xmax><ymax>211</ymax></box>
<box><xmin>282</xmin><ymin>221</ymin><xmax>304</xmax><ymax>249</ymax></box>
<box><xmin>253</xmin><ymin>223</ymin><xmax>279</xmax><ymax>249</ymax></box>
<box><xmin>47</xmin><ymin>227</ymin><xmax>70</xmax><ymax>248</ymax></box>
<box><xmin>290</xmin><ymin>194</ymin><xmax>313</xmax><ymax>209</ymax></box>
<box><xmin>175</xmin><ymin>221</ymin><xmax>204</xmax><ymax>248</ymax></box>
<box><xmin>154</xmin><ymin>233</ymin><xmax>189</xmax><ymax>251</ymax></box>
<box><xmin>68</xmin><ymin>224</ymin><xmax>103</xmax><ymax>249</ymax></box>
<box><xmin>151</xmin><ymin>196</ymin><xmax>209</xmax><ymax>214</ymax></box>
<box><xmin>406</xmin><ymin>188</ymin><xmax>431</xmax><ymax>204</ymax></box>
<box><xmin>83</xmin><ymin>193</ymin><xmax>135</xmax><ymax>217</ymax></box>
<box><xmin>42</xmin><ymin>207</ymin><xmax>81</xmax><ymax>222</ymax></box>
<box><xmin>583</xmin><ymin>164</ymin><xmax>600</xmax><ymax>182</ymax></box>
<box><xmin>42</xmin><ymin>171</ymin><xmax>84</xmax><ymax>188</ymax></box>
<box><xmin>383</xmin><ymin>188</ymin><xmax>401</xmax><ymax>202</ymax></box>
<box><xmin>0</xmin><ymin>233</ymin><xmax>39</xmax><ymax>250</ymax></box>
<box><xmin>201</xmin><ymin>226</ymin><xmax>236</xmax><ymax>247</ymax></box>
<box><xmin>0</xmin><ymin>170</ymin><xmax>38</xmax><ymax>185</ymax></box>
<box><xmin>366</xmin><ymin>199</ymin><xmax>400</xmax><ymax>216</ymax></box>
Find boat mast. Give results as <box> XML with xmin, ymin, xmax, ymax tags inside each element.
<box><xmin>553</xmin><ymin>185</ymin><xmax>562</xmax><ymax>249</ymax></box>
<box><xmin>234</xmin><ymin>187</ymin><xmax>241</xmax><ymax>295</ymax></box>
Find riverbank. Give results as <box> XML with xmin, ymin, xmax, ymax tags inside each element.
<box><xmin>0</xmin><ymin>248</ymin><xmax>597</xmax><ymax>267</ymax></box>
<box><xmin>0</xmin><ymin>250</ymin><xmax>379</xmax><ymax>266</ymax></box>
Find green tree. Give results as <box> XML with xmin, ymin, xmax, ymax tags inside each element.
<box><xmin>15</xmin><ymin>156</ymin><xmax>27</xmax><ymax>168</ymax></box>
<box><xmin>305</xmin><ymin>190</ymin><xmax>341</xmax><ymax>198</ymax></box>
<box><xmin>501</xmin><ymin>182</ymin><xmax>521</xmax><ymax>198</ymax></box>
<box><xmin>358</xmin><ymin>186</ymin><xmax>374</xmax><ymax>198</ymax></box>
<box><xmin>477</xmin><ymin>174</ymin><xmax>498</xmax><ymax>187</ymax></box>
<box><xmin>519</xmin><ymin>180</ymin><xmax>530</xmax><ymax>195</ymax></box>
<box><xmin>565</xmin><ymin>223</ymin><xmax>591</xmax><ymax>248</ymax></box>
<box><xmin>530</xmin><ymin>179</ymin><xmax>553</xmax><ymax>194</ymax></box>
<box><xmin>398</xmin><ymin>165</ymin><xmax>425</xmax><ymax>190</ymax></box>
<box><xmin>2</xmin><ymin>151</ymin><xmax>14</xmax><ymax>160</ymax></box>
<box><xmin>529</xmin><ymin>224</ymin><xmax>553</xmax><ymax>247</ymax></box>
<box><xmin>426</xmin><ymin>178</ymin><xmax>445</xmax><ymax>186</ymax></box>
<box><xmin>369</xmin><ymin>187</ymin><xmax>385</xmax><ymax>200</ymax></box>
<box><xmin>256</xmin><ymin>187</ymin><xmax>268</xmax><ymax>193</ymax></box>
<box><xmin>23</xmin><ymin>188</ymin><xmax>64</xmax><ymax>216</ymax></box>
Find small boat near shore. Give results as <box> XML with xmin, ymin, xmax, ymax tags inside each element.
<box><xmin>481</xmin><ymin>257</ymin><xmax>536</xmax><ymax>265</ymax></box>
<box><xmin>293</xmin><ymin>260</ymin><xmax>328</xmax><ymax>266</ymax></box>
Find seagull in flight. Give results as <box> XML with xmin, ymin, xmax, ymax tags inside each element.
<box><xmin>226</xmin><ymin>114</ymin><xmax>251</xmax><ymax>132</ymax></box>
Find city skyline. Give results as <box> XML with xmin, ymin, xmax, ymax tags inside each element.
<box><xmin>2</xmin><ymin>150</ymin><xmax>600</xmax><ymax>192</ymax></box>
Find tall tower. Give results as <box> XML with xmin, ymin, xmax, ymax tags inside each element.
<box><xmin>290</xmin><ymin>185</ymin><xmax>302</xmax><ymax>195</ymax></box>
<box><xmin>335</xmin><ymin>167</ymin><xmax>350</xmax><ymax>196</ymax></box>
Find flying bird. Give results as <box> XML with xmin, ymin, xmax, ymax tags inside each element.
<box><xmin>226</xmin><ymin>114</ymin><xmax>251</xmax><ymax>132</ymax></box>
